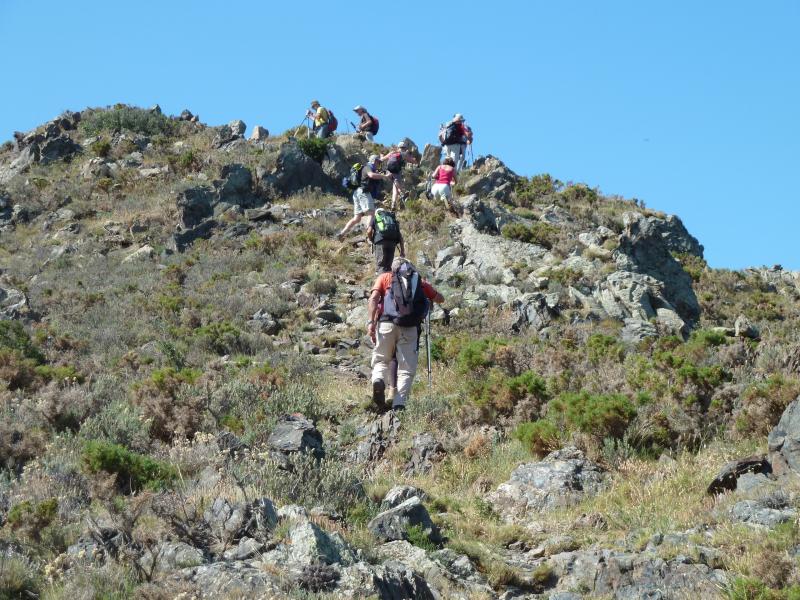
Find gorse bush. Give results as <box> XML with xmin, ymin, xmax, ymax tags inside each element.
<box><xmin>514</xmin><ymin>173</ymin><xmax>562</xmax><ymax>207</ymax></box>
<box><xmin>296</xmin><ymin>137</ymin><xmax>330</xmax><ymax>163</ymax></box>
<box><xmin>0</xmin><ymin>320</ymin><xmax>44</xmax><ymax>363</ymax></box>
<box><xmin>82</xmin><ymin>440</ymin><xmax>176</xmax><ymax>493</ymax></box>
<box><xmin>514</xmin><ymin>420</ymin><xmax>559</xmax><ymax>457</ymax></box>
<box><xmin>549</xmin><ymin>391</ymin><xmax>637</xmax><ymax>439</ymax></box>
<box><xmin>81</xmin><ymin>105</ymin><xmax>176</xmax><ymax>136</ymax></box>
<box><xmin>501</xmin><ymin>222</ymin><xmax>558</xmax><ymax>249</ymax></box>
<box><xmin>133</xmin><ymin>367</ymin><xmax>204</xmax><ymax>442</ymax></box>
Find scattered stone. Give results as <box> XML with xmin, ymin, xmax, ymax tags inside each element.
<box><xmin>267</xmin><ymin>415</ymin><xmax>324</xmax><ymax>463</ymax></box>
<box><xmin>122</xmin><ymin>244</ymin><xmax>155</xmax><ymax>263</ymax></box>
<box><xmin>0</xmin><ymin>284</ymin><xmax>28</xmax><ymax>319</ymax></box>
<box><xmin>248</xmin><ymin>308</ymin><xmax>279</xmax><ymax>335</ymax></box>
<box><xmin>405</xmin><ymin>433</ymin><xmax>445</xmax><ymax>474</ymax></box>
<box><xmin>367</xmin><ymin>496</ymin><xmax>442</xmax><ymax>544</ymax></box>
<box><xmin>354</xmin><ymin>411</ymin><xmax>401</xmax><ymax>463</ymax></box>
<box><xmin>731</xmin><ymin>497</ymin><xmax>797</xmax><ymax>528</ymax></box>
<box><xmin>381</xmin><ymin>485</ymin><xmax>428</xmax><ymax>511</ymax></box>
<box><xmin>734</xmin><ymin>314</ymin><xmax>760</xmax><ymax>339</ymax></box>
<box><xmin>140</xmin><ymin>541</ymin><xmax>204</xmax><ymax>573</ymax></box>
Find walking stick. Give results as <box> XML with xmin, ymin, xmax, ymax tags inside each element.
<box><xmin>425</xmin><ymin>311</ymin><xmax>432</xmax><ymax>389</ymax></box>
<box><xmin>293</xmin><ymin>116</ymin><xmax>310</xmax><ymax>138</ymax></box>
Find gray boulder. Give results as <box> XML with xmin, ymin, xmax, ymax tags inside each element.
<box><xmin>768</xmin><ymin>396</ymin><xmax>800</xmax><ymax>476</ymax></box>
<box><xmin>203</xmin><ymin>497</ymin><xmax>278</xmax><ymax>544</ymax></box>
<box><xmin>381</xmin><ymin>486</ymin><xmax>428</xmax><ymax>511</ymax></box>
<box><xmin>267</xmin><ymin>414</ymin><xmax>324</xmax><ymax>460</ymax></box>
<box><xmin>249</xmin><ymin>125</ymin><xmax>269</xmax><ymax>141</ymax></box>
<box><xmin>39</xmin><ymin>134</ymin><xmax>81</xmax><ymax>165</ymax></box>
<box><xmin>229</xmin><ymin>120</ymin><xmax>246</xmax><ymax>137</ymax></box>
<box><xmin>405</xmin><ymin>433</ymin><xmax>444</xmax><ymax>474</ymax></box>
<box><xmin>176</xmin><ymin>186</ymin><xmax>215</xmax><ymax>230</ymax></box>
<box><xmin>730</xmin><ymin>495</ymin><xmax>797</xmax><ymax>528</ymax></box>
<box><xmin>512</xmin><ymin>292</ymin><xmax>558</xmax><ymax>331</ymax></box>
<box><xmin>420</xmin><ymin>144</ymin><xmax>442</xmax><ymax>171</ymax></box>
<box><xmin>267</xmin><ymin>140</ymin><xmax>335</xmax><ymax>196</ymax></box>
<box><xmin>489</xmin><ymin>447</ymin><xmax>606</xmax><ymax>522</ymax></box>
<box><xmin>0</xmin><ymin>285</ymin><xmax>28</xmax><ymax>319</ymax></box>
<box><xmin>176</xmin><ymin>560</ymin><xmax>283</xmax><ymax>598</ymax></box>
<box><xmin>337</xmin><ymin>561</ymin><xmax>436</xmax><ymax>600</ymax></box>
<box><xmin>284</xmin><ymin>519</ymin><xmax>356</xmax><ymax>566</ymax></box>
<box><xmin>734</xmin><ymin>314</ymin><xmax>759</xmax><ymax>339</ymax></box>
<box><xmin>367</xmin><ymin>496</ymin><xmax>442</xmax><ymax>545</ymax></box>
<box><xmin>140</xmin><ymin>541</ymin><xmax>204</xmax><ymax>573</ymax></box>
<box><xmin>248</xmin><ymin>308</ymin><xmax>279</xmax><ymax>335</ymax></box>
<box><xmin>354</xmin><ymin>410</ymin><xmax>401</xmax><ymax>464</ymax></box>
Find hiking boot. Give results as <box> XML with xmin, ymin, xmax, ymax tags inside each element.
<box><xmin>372</xmin><ymin>379</ymin><xmax>386</xmax><ymax>407</ymax></box>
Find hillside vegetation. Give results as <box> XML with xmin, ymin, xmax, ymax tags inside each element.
<box><xmin>1</xmin><ymin>105</ymin><xmax>800</xmax><ymax>599</ymax></box>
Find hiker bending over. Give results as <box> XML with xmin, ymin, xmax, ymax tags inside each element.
<box><xmin>439</xmin><ymin>113</ymin><xmax>472</xmax><ymax>172</ymax></box>
<box><xmin>368</xmin><ymin>258</ymin><xmax>444</xmax><ymax>411</ymax></box>
<box><xmin>307</xmin><ymin>100</ymin><xmax>333</xmax><ymax>139</ymax></box>
<box><xmin>338</xmin><ymin>154</ymin><xmax>391</xmax><ymax>240</ymax></box>
<box><xmin>380</xmin><ymin>141</ymin><xmax>418</xmax><ymax>210</ymax></box>
<box><xmin>353</xmin><ymin>105</ymin><xmax>379</xmax><ymax>142</ymax></box>
<box><xmin>367</xmin><ymin>208</ymin><xmax>405</xmax><ymax>274</ymax></box>
<box><xmin>430</xmin><ymin>157</ymin><xmax>458</xmax><ymax>214</ymax></box>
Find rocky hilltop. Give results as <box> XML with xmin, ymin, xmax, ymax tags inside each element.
<box><xmin>1</xmin><ymin>105</ymin><xmax>800</xmax><ymax>599</ymax></box>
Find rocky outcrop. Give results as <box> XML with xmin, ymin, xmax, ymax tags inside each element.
<box><xmin>615</xmin><ymin>212</ymin><xmax>700</xmax><ymax>323</ymax></box>
<box><xmin>768</xmin><ymin>396</ymin><xmax>800</xmax><ymax>477</ymax></box>
<box><xmin>367</xmin><ymin>496</ymin><xmax>442</xmax><ymax>545</ymax></box>
<box><xmin>267</xmin><ymin>414</ymin><xmax>324</xmax><ymax>466</ymax></box>
<box><xmin>0</xmin><ymin>284</ymin><xmax>29</xmax><ymax>319</ymax></box>
<box><xmin>489</xmin><ymin>447</ymin><xmax>606</xmax><ymax>523</ymax></box>
<box><xmin>462</xmin><ymin>155</ymin><xmax>520</xmax><ymax>204</ymax></box>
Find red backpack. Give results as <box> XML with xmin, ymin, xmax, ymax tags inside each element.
<box><xmin>327</xmin><ymin>110</ymin><xmax>338</xmax><ymax>133</ymax></box>
<box><xmin>369</xmin><ymin>115</ymin><xmax>380</xmax><ymax>135</ymax></box>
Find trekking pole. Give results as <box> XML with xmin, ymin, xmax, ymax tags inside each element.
<box><xmin>425</xmin><ymin>311</ymin><xmax>432</xmax><ymax>389</ymax></box>
<box><xmin>293</xmin><ymin>116</ymin><xmax>310</xmax><ymax>138</ymax></box>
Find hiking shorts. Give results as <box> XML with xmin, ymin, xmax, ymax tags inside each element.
<box><xmin>374</xmin><ymin>242</ymin><xmax>397</xmax><ymax>274</ymax></box>
<box><xmin>431</xmin><ymin>182</ymin><xmax>452</xmax><ymax>200</ymax></box>
<box><xmin>353</xmin><ymin>188</ymin><xmax>375</xmax><ymax>215</ymax></box>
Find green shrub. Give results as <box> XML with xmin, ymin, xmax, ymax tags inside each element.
<box><xmin>194</xmin><ymin>321</ymin><xmax>245</xmax><ymax>355</ymax></box>
<box><xmin>725</xmin><ymin>576</ymin><xmax>799</xmax><ymax>600</ymax></box>
<box><xmin>296</xmin><ymin>137</ymin><xmax>331</xmax><ymax>163</ymax></box>
<box><xmin>560</xmin><ymin>183</ymin><xmax>598</xmax><ymax>205</ymax></box>
<box><xmin>515</xmin><ymin>173</ymin><xmax>562</xmax><ymax>207</ymax></box>
<box><xmin>688</xmin><ymin>328</ymin><xmax>729</xmax><ymax>348</ymax></box>
<box><xmin>587</xmin><ymin>333</ymin><xmax>624</xmax><ymax>364</ymax></box>
<box><xmin>82</xmin><ymin>440</ymin><xmax>176</xmax><ymax>493</ymax></box>
<box><xmin>514</xmin><ymin>420</ymin><xmax>560</xmax><ymax>457</ymax></box>
<box><xmin>501</xmin><ymin>222</ymin><xmax>558</xmax><ymax>249</ymax></box>
<box><xmin>0</xmin><ymin>320</ymin><xmax>44</xmax><ymax>362</ymax></box>
<box><xmin>405</xmin><ymin>523</ymin><xmax>437</xmax><ymax>552</ymax></box>
<box><xmin>455</xmin><ymin>338</ymin><xmax>507</xmax><ymax>374</ymax></box>
<box><xmin>80</xmin><ymin>397</ymin><xmax>151</xmax><ymax>452</ymax></box>
<box><xmin>90</xmin><ymin>138</ymin><xmax>112</xmax><ymax>158</ymax></box>
<box><xmin>81</xmin><ymin>105</ymin><xmax>176</xmax><ymax>136</ymax></box>
<box><xmin>505</xmin><ymin>371</ymin><xmax>548</xmax><ymax>402</ymax></box>
<box><xmin>549</xmin><ymin>391</ymin><xmax>637</xmax><ymax>440</ymax></box>
<box><xmin>673</xmin><ymin>252</ymin><xmax>707</xmax><ymax>282</ymax></box>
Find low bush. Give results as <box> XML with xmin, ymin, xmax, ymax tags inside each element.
<box><xmin>81</xmin><ymin>105</ymin><xmax>176</xmax><ymax>137</ymax></box>
<box><xmin>82</xmin><ymin>440</ymin><xmax>176</xmax><ymax>493</ymax></box>
<box><xmin>514</xmin><ymin>173</ymin><xmax>562</xmax><ymax>207</ymax></box>
<box><xmin>587</xmin><ymin>333</ymin><xmax>625</xmax><ymax>364</ymax></box>
<box><xmin>194</xmin><ymin>321</ymin><xmax>246</xmax><ymax>355</ymax></box>
<box><xmin>0</xmin><ymin>555</ymin><xmax>41</xmax><ymax>600</ymax></box>
<box><xmin>133</xmin><ymin>367</ymin><xmax>204</xmax><ymax>442</ymax></box>
<box><xmin>0</xmin><ymin>320</ymin><xmax>44</xmax><ymax>362</ymax></box>
<box><xmin>90</xmin><ymin>138</ymin><xmax>112</xmax><ymax>158</ymax></box>
<box><xmin>296</xmin><ymin>137</ymin><xmax>330</xmax><ymax>163</ymax></box>
<box><xmin>514</xmin><ymin>420</ymin><xmax>560</xmax><ymax>457</ymax></box>
<box><xmin>6</xmin><ymin>498</ymin><xmax>58</xmax><ymax>542</ymax></box>
<box><xmin>501</xmin><ymin>222</ymin><xmax>558</xmax><ymax>249</ymax></box>
<box><xmin>548</xmin><ymin>391</ymin><xmax>637</xmax><ymax>440</ymax></box>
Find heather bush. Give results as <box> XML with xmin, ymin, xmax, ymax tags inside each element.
<box><xmin>501</xmin><ymin>222</ymin><xmax>558</xmax><ymax>249</ymax></box>
<box><xmin>514</xmin><ymin>173</ymin><xmax>562</xmax><ymax>206</ymax></box>
<box><xmin>132</xmin><ymin>367</ymin><xmax>204</xmax><ymax>442</ymax></box>
<box><xmin>513</xmin><ymin>420</ymin><xmax>560</xmax><ymax>457</ymax></box>
<box><xmin>548</xmin><ymin>391</ymin><xmax>637</xmax><ymax>441</ymax></box>
<box><xmin>296</xmin><ymin>137</ymin><xmax>330</xmax><ymax>163</ymax></box>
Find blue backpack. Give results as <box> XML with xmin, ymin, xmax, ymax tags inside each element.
<box><xmin>382</xmin><ymin>264</ymin><xmax>429</xmax><ymax>327</ymax></box>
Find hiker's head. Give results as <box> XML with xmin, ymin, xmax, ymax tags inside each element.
<box><xmin>397</xmin><ymin>141</ymin><xmax>408</xmax><ymax>151</ymax></box>
<box><xmin>310</xmin><ymin>100</ymin><xmax>320</xmax><ymax>108</ymax></box>
<box><xmin>392</xmin><ymin>257</ymin><xmax>413</xmax><ymax>273</ymax></box>
<box><xmin>443</xmin><ymin>157</ymin><xmax>455</xmax><ymax>167</ymax></box>
<box><xmin>353</xmin><ymin>105</ymin><xmax>366</xmax><ymax>115</ymax></box>
<box><xmin>453</xmin><ymin>114</ymin><xmax>465</xmax><ymax>123</ymax></box>
<box><xmin>368</xmin><ymin>153</ymin><xmax>380</xmax><ymax>165</ymax></box>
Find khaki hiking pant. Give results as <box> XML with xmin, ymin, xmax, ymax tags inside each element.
<box><xmin>371</xmin><ymin>321</ymin><xmax>418</xmax><ymax>407</ymax></box>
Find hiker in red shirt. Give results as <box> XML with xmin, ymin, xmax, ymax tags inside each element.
<box><xmin>367</xmin><ymin>258</ymin><xmax>444</xmax><ymax>411</ymax></box>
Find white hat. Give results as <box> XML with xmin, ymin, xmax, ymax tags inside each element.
<box><xmin>353</xmin><ymin>105</ymin><xmax>365</xmax><ymax>112</ymax></box>
<box><xmin>453</xmin><ymin>113</ymin><xmax>465</xmax><ymax>122</ymax></box>
<box><xmin>397</xmin><ymin>140</ymin><xmax>408</xmax><ymax>148</ymax></box>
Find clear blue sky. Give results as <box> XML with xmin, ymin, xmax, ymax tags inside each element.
<box><xmin>2</xmin><ymin>1</ymin><xmax>798</xmax><ymax>270</ymax></box>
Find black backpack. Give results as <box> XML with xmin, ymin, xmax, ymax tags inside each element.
<box><xmin>382</xmin><ymin>263</ymin><xmax>429</xmax><ymax>327</ymax></box>
<box><xmin>386</xmin><ymin>152</ymin><xmax>403</xmax><ymax>174</ymax></box>
<box><xmin>374</xmin><ymin>209</ymin><xmax>400</xmax><ymax>242</ymax></box>
<box><xmin>442</xmin><ymin>122</ymin><xmax>462</xmax><ymax>145</ymax></box>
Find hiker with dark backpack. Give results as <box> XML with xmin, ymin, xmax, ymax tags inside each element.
<box><xmin>337</xmin><ymin>154</ymin><xmax>391</xmax><ymax>241</ymax></box>
<box><xmin>366</xmin><ymin>208</ymin><xmax>405</xmax><ymax>274</ymax></box>
<box><xmin>380</xmin><ymin>141</ymin><xmax>418</xmax><ymax>211</ymax></box>
<box><xmin>367</xmin><ymin>258</ymin><xmax>444</xmax><ymax>411</ymax></box>
<box><xmin>439</xmin><ymin>113</ymin><xmax>472</xmax><ymax>172</ymax></box>
<box><xmin>352</xmin><ymin>105</ymin><xmax>379</xmax><ymax>142</ymax></box>
<box><xmin>306</xmin><ymin>100</ymin><xmax>336</xmax><ymax>139</ymax></box>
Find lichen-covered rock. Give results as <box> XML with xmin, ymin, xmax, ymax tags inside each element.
<box><xmin>768</xmin><ymin>396</ymin><xmax>800</xmax><ymax>476</ymax></box>
<box><xmin>489</xmin><ymin>447</ymin><xmax>606</xmax><ymax>522</ymax></box>
<box><xmin>367</xmin><ymin>496</ymin><xmax>441</xmax><ymax>544</ymax></box>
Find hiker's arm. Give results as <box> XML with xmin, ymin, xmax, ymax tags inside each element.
<box><xmin>367</xmin><ymin>290</ymin><xmax>382</xmax><ymax>341</ymax></box>
<box><xmin>452</xmin><ymin>171</ymin><xmax>458</xmax><ymax>185</ymax></box>
<box><xmin>432</xmin><ymin>292</ymin><xmax>444</xmax><ymax>304</ymax></box>
<box><xmin>431</xmin><ymin>167</ymin><xmax>440</xmax><ymax>180</ymax></box>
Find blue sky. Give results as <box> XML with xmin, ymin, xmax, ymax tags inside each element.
<box><xmin>1</xmin><ymin>1</ymin><xmax>798</xmax><ymax>269</ymax></box>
